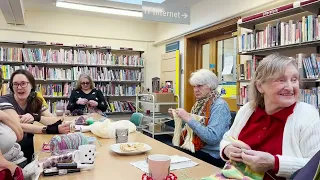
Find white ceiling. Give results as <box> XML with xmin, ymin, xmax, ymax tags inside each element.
<box><xmin>24</xmin><ymin>0</ymin><xmax>202</xmax><ymax>11</ymax></box>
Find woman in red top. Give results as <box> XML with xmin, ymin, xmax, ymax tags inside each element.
<box><xmin>220</xmin><ymin>54</ymin><xmax>320</xmax><ymax>179</ymax></box>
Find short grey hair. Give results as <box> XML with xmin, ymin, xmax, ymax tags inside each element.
<box><xmin>189</xmin><ymin>69</ymin><xmax>219</xmax><ymax>90</ymax></box>
<box><xmin>249</xmin><ymin>53</ymin><xmax>299</xmax><ymax>108</ymax></box>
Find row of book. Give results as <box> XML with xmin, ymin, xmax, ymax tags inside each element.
<box><xmin>0</xmin><ymin>47</ymin><xmax>144</xmax><ymax>66</ymax></box>
<box><xmin>95</xmin><ymin>83</ymin><xmax>141</xmax><ymax>96</ymax></box>
<box><xmin>106</xmin><ymin>101</ymin><xmax>136</xmax><ymax>113</ymax></box>
<box><xmin>1</xmin><ymin>82</ymin><xmax>143</xmax><ymax>98</ymax></box>
<box><xmin>238</xmin><ymin>55</ymin><xmax>264</xmax><ymax>80</ymax></box>
<box><xmin>238</xmin><ymin>85</ymin><xmax>320</xmax><ymax>111</ymax></box>
<box><xmin>46</xmin><ymin>100</ymin><xmax>137</xmax><ymax>114</ymax></box>
<box><xmin>73</xmin><ymin>67</ymin><xmax>143</xmax><ymax>82</ymax></box>
<box><xmin>240</xmin><ymin>15</ymin><xmax>320</xmax><ymax>52</ymax></box>
<box><xmin>1</xmin><ymin>65</ymin><xmax>143</xmax><ymax>81</ymax></box>
<box><xmin>238</xmin><ymin>53</ymin><xmax>320</xmax><ymax>80</ymax></box>
<box><xmin>296</xmin><ymin>53</ymin><xmax>320</xmax><ymax>79</ymax></box>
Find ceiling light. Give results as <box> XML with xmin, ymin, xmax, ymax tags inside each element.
<box><xmin>56</xmin><ymin>1</ymin><xmax>143</xmax><ymax>17</ymax></box>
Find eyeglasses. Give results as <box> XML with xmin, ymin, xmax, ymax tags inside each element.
<box><xmin>12</xmin><ymin>81</ymin><xmax>30</xmax><ymax>88</ymax></box>
<box><xmin>81</xmin><ymin>82</ymin><xmax>90</xmax><ymax>85</ymax></box>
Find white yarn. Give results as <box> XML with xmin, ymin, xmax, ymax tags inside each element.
<box><xmin>172</xmin><ymin>112</ymin><xmax>204</xmax><ymax>153</ymax></box>
<box><xmin>90</xmin><ymin>119</ymin><xmax>136</xmax><ymax>138</ymax></box>
<box><xmin>172</xmin><ymin>110</ymin><xmax>182</xmax><ymax>146</ymax></box>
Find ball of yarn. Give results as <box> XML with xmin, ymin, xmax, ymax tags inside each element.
<box><xmin>49</xmin><ymin>133</ymin><xmax>89</xmax><ymax>154</ymax></box>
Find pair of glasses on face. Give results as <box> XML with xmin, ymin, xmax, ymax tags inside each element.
<box><xmin>12</xmin><ymin>81</ymin><xmax>30</xmax><ymax>88</ymax></box>
<box><xmin>81</xmin><ymin>82</ymin><xmax>90</xmax><ymax>85</ymax></box>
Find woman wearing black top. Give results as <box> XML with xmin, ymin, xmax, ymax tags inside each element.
<box><xmin>0</xmin><ymin>69</ymin><xmax>70</xmax><ymax>163</ymax></box>
<box><xmin>67</xmin><ymin>74</ymin><xmax>107</xmax><ymax>114</ymax></box>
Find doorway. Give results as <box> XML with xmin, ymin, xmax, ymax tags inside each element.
<box><xmin>184</xmin><ymin>17</ymin><xmax>239</xmax><ymax>111</ymax></box>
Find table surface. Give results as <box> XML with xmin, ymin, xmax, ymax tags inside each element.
<box><xmin>34</xmin><ymin>115</ymin><xmax>220</xmax><ymax>180</ymax></box>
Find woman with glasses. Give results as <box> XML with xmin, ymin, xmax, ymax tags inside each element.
<box><xmin>0</xmin><ymin>69</ymin><xmax>70</xmax><ymax>163</ymax></box>
<box><xmin>67</xmin><ymin>74</ymin><xmax>107</xmax><ymax>114</ymax></box>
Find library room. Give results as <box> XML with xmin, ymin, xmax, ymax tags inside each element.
<box><xmin>0</xmin><ymin>0</ymin><xmax>319</xmax><ymax>180</ymax></box>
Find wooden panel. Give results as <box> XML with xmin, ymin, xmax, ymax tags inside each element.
<box><xmin>161</xmin><ymin>58</ymin><xmax>176</xmax><ymax>72</ymax></box>
<box><xmin>184</xmin><ymin>38</ymin><xmax>198</xmax><ymax>111</ymax></box>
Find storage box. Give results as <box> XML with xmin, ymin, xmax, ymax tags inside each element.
<box><xmin>143</xmin><ymin>93</ymin><xmax>175</xmax><ymax>103</ymax></box>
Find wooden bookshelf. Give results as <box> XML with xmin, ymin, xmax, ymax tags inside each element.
<box><xmin>0</xmin><ymin>41</ymin><xmax>144</xmax><ymax>115</ymax></box>
<box><xmin>237</xmin><ymin>0</ymin><xmax>320</xmax><ymax>109</ymax></box>
<box><xmin>238</xmin><ymin>0</ymin><xmax>320</xmax><ymax>29</ymax></box>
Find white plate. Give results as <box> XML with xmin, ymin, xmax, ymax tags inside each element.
<box><xmin>109</xmin><ymin>142</ymin><xmax>152</xmax><ymax>155</ymax></box>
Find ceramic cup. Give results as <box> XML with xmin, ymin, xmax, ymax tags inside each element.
<box><xmin>72</xmin><ymin>144</ymin><xmax>96</xmax><ymax>164</ymax></box>
<box><xmin>147</xmin><ymin>154</ymin><xmax>171</xmax><ymax>180</ymax></box>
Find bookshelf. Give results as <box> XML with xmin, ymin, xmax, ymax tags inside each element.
<box><xmin>0</xmin><ymin>41</ymin><xmax>144</xmax><ymax>115</ymax></box>
<box><xmin>237</xmin><ymin>0</ymin><xmax>320</xmax><ymax>111</ymax></box>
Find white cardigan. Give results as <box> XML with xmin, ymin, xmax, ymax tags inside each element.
<box><xmin>220</xmin><ymin>102</ymin><xmax>320</xmax><ymax>179</ymax></box>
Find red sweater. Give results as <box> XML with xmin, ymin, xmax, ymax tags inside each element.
<box><xmin>238</xmin><ymin>103</ymin><xmax>296</xmax><ymax>180</ymax></box>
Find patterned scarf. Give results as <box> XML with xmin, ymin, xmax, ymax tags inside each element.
<box><xmin>180</xmin><ymin>90</ymin><xmax>220</xmax><ymax>151</ymax></box>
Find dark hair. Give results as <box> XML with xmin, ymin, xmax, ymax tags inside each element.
<box><xmin>10</xmin><ymin>69</ymin><xmax>43</xmax><ymax>114</ymax></box>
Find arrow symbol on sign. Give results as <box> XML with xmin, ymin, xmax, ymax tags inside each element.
<box><xmin>182</xmin><ymin>13</ymin><xmax>188</xmax><ymax>18</ymax></box>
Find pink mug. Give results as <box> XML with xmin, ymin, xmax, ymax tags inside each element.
<box><xmin>148</xmin><ymin>154</ymin><xmax>171</xmax><ymax>180</ymax></box>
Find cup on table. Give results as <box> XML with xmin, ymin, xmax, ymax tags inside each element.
<box><xmin>147</xmin><ymin>154</ymin><xmax>171</xmax><ymax>180</ymax></box>
<box><xmin>72</xmin><ymin>144</ymin><xmax>96</xmax><ymax>164</ymax></box>
<box><xmin>56</xmin><ymin>104</ymin><xmax>65</xmax><ymax>116</ymax></box>
<box><xmin>115</xmin><ymin>128</ymin><xmax>128</xmax><ymax>143</ymax></box>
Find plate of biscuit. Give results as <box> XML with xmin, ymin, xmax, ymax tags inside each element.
<box><xmin>110</xmin><ymin>142</ymin><xmax>152</xmax><ymax>155</ymax></box>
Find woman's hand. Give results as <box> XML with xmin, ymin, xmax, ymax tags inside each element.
<box><xmin>76</xmin><ymin>98</ymin><xmax>88</xmax><ymax>105</ymax></box>
<box><xmin>168</xmin><ymin>108</ymin><xmax>174</xmax><ymax>118</ymax></box>
<box><xmin>175</xmin><ymin>108</ymin><xmax>192</xmax><ymax>122</ymax></box>
<box><xmin>19</xmin><ymin>113</ymin><xmax>34</xmax><ymax>124</ymax></box>
<box><xmin>241</xmin><ymin>150</ymin><xmax>275</xmax><ymax>172</ymax></box>
<box><xmin>58</xmin><ymin>123</ymin><xmax>71</xmax><ymax>134</ymax></box>
<box><xmin>224</xmin><ymin>140</ymin><xmax>251</xmax><ymax>162</ymax></box>
<box><xmin>88</xmin><ymin>100</ymin><xmax>98</xmax><ymax>107</ymax></box>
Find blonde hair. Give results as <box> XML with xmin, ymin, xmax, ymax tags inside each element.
<box><xmin>189</xmin><ymin>69</ymin><xmax>219</xmax><ymax>90</ymax></box>
<box><xmin>249</xmin><ymin>53</ymin><xmax>299</xmax><ymax>108</ymax></box>
<box><xmin>75</xmin><ymin>74</ymin><xmax>94</xmax><ymax>90</ymax></box>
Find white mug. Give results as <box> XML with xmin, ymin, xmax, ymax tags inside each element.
<box><xmin>72</xmin><ymin>144</ymin><xmax>96</xmax><ymax>164</ymax></box>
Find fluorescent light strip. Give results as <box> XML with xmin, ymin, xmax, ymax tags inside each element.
<box><xmin>56</xmin><ymin>1</ymin><xmax>143</xmax><ymax>17</ymax></box>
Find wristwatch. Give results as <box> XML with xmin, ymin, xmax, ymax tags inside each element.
<box><xmin>42</xmin><ymin>126</ymin><xmax>47</xmax><ymax>134</ymax></box>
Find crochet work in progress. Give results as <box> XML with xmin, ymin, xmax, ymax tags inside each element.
<box><xmin>201</xmin><ymin>161</ymin><xmax>264</xmax><ymax>180</ymax></box>
<box><xmin>172</xmin><ymin>110</ymin><xmax>204</xmax><ymax>153</ymax></box>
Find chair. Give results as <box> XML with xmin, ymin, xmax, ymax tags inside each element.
<box><xmin>129</xmin><ymin>112</ymin><xmax>144</xmax><ymax>126</ymax></box>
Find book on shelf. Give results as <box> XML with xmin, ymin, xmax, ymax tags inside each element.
<box><xmin>239</xmin><ymin>15</ymin><xmax>320</xmax><ymax>52</ymax></box>
<box><xmin>300</xmin><ymin>87</ymin><xmax>320</xmax><ymax>110</ymax></box>
<box><xmin>238</xmin><ymin>55</ymin><xmax>265</xmax><ymax>80</ymax></box>
<box><xmin>95</xmin><ymin>83</ymin><xmax>141</xmax><ymax>96</ymax></box>
<box><xmin>0</xmin><ymin>47</ymin><xmax>144</xmax><ymax>66</ymax></box>
<box><xmin>238</xmin><ymin>85</ymin><xmax>250</xmax><ymax>106</ymax></box>
<box><xmin>106</xmin><ymin>101</ymin><xmax>136</xmax><ymax>113</ymax></box>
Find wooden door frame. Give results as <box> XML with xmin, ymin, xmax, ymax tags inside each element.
<box><xmin>184</xmin><ymin>17</ymin><xmax>239</xmax><ymax>111</ymax></box>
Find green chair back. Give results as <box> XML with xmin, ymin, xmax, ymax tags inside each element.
<box><xmin>129</xmin><ymin>112</ymin><xmax>143</xmax><ymax>126</ymax></box>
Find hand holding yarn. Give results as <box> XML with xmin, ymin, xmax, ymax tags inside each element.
<box><xmin>76</xmin><ymin>98</ymin><xmax>88</xmax><ymax>105</ymax></box>
<box><xmin>175</xmin><ymin>108</ymin><xmax>192</xmax><ymax>123</ymax></box>
<box><xmin>168</xmin><ymin>108</ymin><xmax>174</xmax><ymax>118</ymax></box>
<box><xmin>224</xmin><ymin>140</ymin><xmax>251</xmax><ymax>162</ymax></box>
<box><xmin>19</xmin><ymin>113</ymin><xmax>34</xmax><ymax>124</ymax></box>
<box><xmin>58</xmin><ymin>123</ymin><xmax>71</xmax><ymax>134</ymax></box>
<box><xmin>88</xmin><ymin>100</ymin><xmax>98</xmax><ymax>107</ymax></box>
<box><xmin>241</xmin><ymin>149</ymin><xmax>275</xmax><ymax>172</ymax></box>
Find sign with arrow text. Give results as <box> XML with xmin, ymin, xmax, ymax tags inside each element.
<box><xmin>142</xmin><ymin>1</ymin><xmax>190</xmax><ymax>24</ymax></box>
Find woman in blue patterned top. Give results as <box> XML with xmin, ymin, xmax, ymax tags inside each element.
<box><xmin>169</xmin><ymin>69</ymin><xmax>231</xmax><ymax>167</ymax></box>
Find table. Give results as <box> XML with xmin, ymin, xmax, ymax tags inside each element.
<box><xmin>34</xmin><ymin>115</ymin><xmax>220</xmax><ymax>179</ymax></box>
